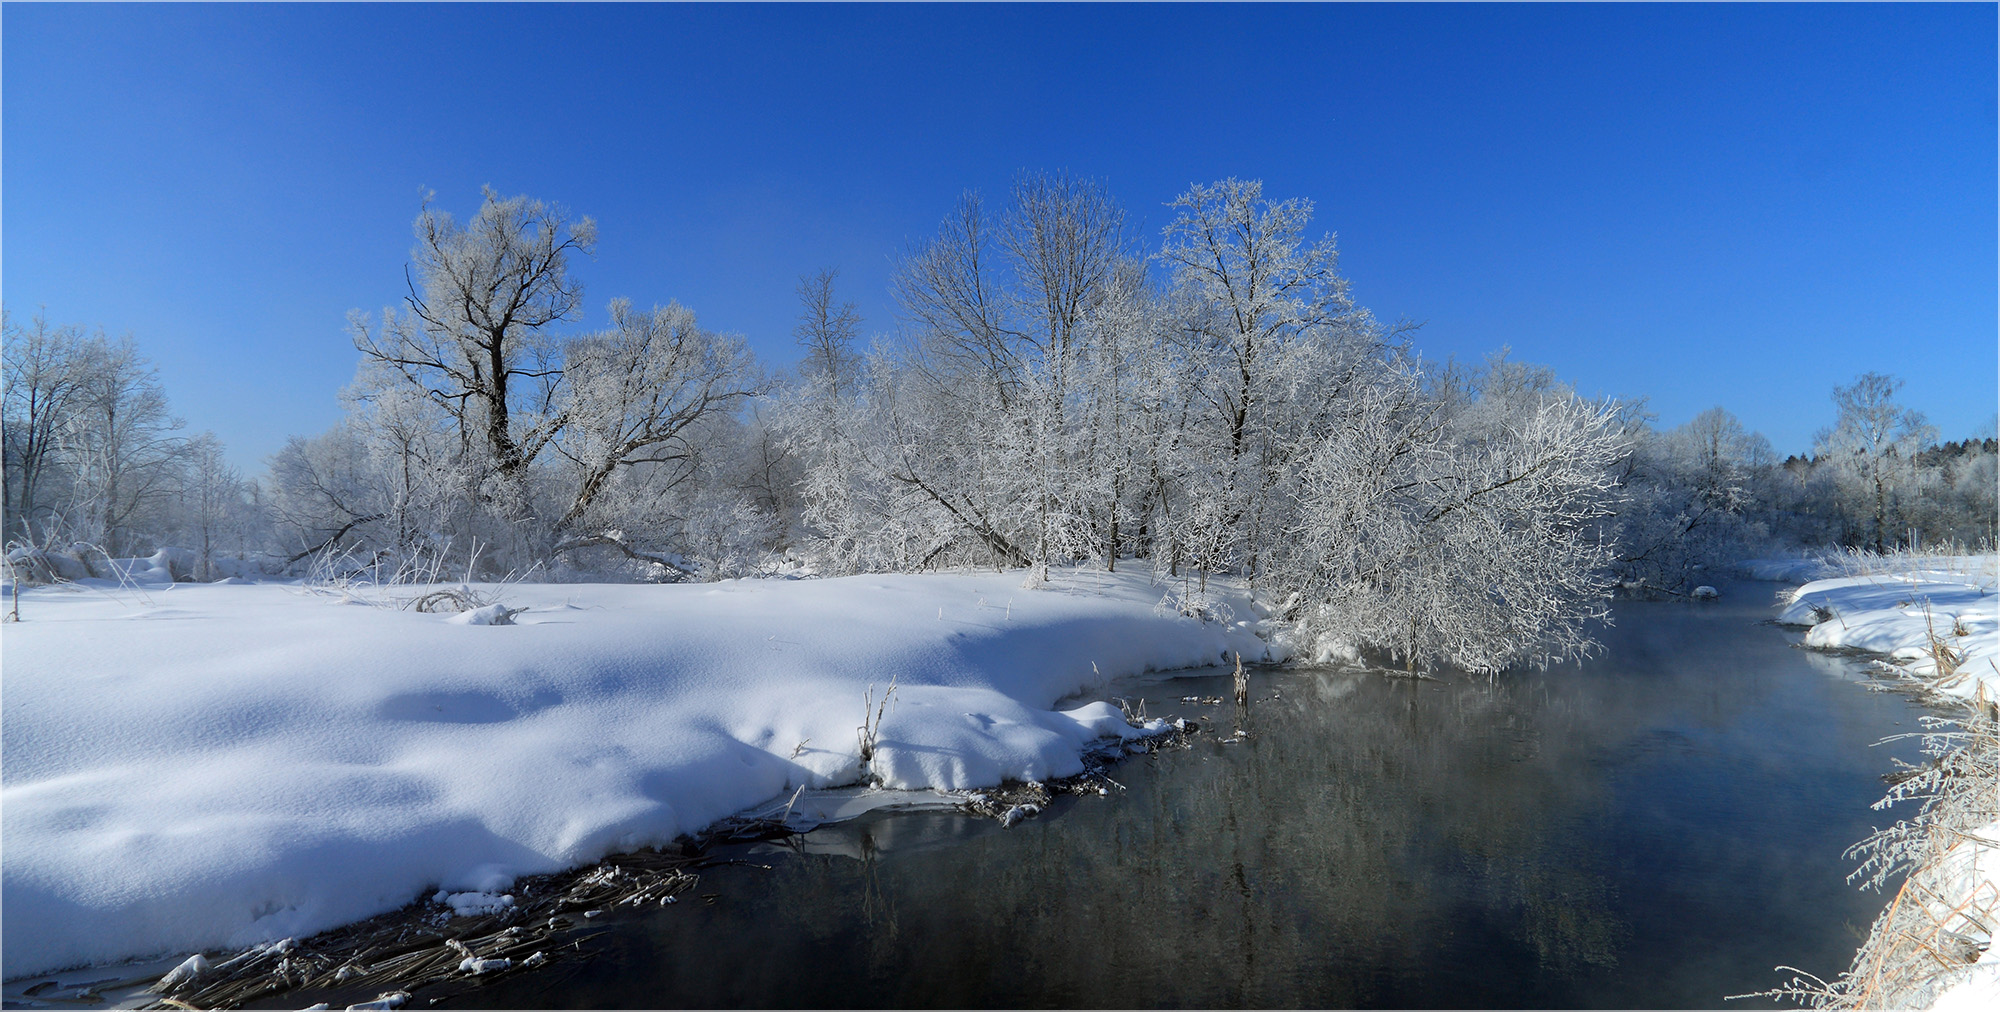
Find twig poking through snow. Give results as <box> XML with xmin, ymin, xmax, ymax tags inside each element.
<box><xmin>857</xmin><ymin>674</ymin><xmax>899</xmax><ymax>768</ymax></box>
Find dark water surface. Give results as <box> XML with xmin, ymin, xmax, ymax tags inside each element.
<box><xmin>469</xmin><ymin>582</ymin><xmax>1927</xmax><ymax>1008</ymax></box>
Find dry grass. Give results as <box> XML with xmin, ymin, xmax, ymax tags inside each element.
<box><xmin>856</xmin><ymin>674</ymin><xmax>899</xmax><ymax>769</ymax></box>
<box><xmin>1921</xmin><ymin>602</ymin><xmax>1969</xmax><ymax>688</ymax></box>
<box><xmin>1747</xmin><ymin>699</ymin><xmax>1999</xmax><ymax>1008</ymax></box>
<box><xmin>137</xmin><ymin>839</ymin><xmax>730</xmax><ymax>1010</ymax></box>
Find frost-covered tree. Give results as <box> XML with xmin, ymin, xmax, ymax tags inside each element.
<box><xmin>267</xmin><ymin>357</ymin><xmax>466</xmax><ymax>566</ymax></box>
<box><xmin>1155</xmin><ymin>177</ymin><xmax>1385</xmax><ymax>584</ymax></box>
<box><xmin>351</xmin><ymin>188</ymin><xmax>596</xmax><ymax>538</ymax></box>
<box><xmin>829</xmin><ymin>172</ymin><xmax>1136</xmax><ymax>575</ymax></box>
<box><xmin>175</xmin><ymin>432</ymin><xmax>249</xmax><ymax>580</ymax></box>
<box><xmin>1940</xmin><ymin>442</ymin><xmax>1998</xmax><ymax>545</ymax></box>
<box><xmin>267</xmin><ymin>422</ymin><xmax>390</xmax><ymax>563</ymax></box>
<box><xmin>1814</xmin><ymin>372</ymin><xmax>1937</xmax><ymax>553</ymax></box>
<box><xmin>1269</xmin><ymin>357</ymin><xmax>1625</xmax><ymax>672</ymax></box>
<box><xmin>3</xmin><ymin>309</ymin><xmax>91</xmax><ymax>544</ymax></box>
<box><xmin>57</xmin><ymin>334</ymin><xmax>189</xmax><ymax>556</ymax></box>
<box><xmin>1604</xmin><ymin>405</ymin><xmax>1779</xmax><ymax>592</ymax></box>
<box><xmin>545</xmin><ymin>299</ymin><xmax>761</xmax><ymax>569</ymax></box>
<box><xmin>2</xmin><ymin>311</ymin><xmax>267</xmax><ymax>575</ymax></box>
<box><xmin>793</xmin><ymin>268</ymin><xmax>862</xmax><ymax>398</ymax></box>
<box><xmin>340</xmin><ymin>191</ymin><xmax>770</xmax><ymax>576</ymax></box>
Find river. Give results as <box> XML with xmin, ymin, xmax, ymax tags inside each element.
<box><xmin>464</xmin><ymin>580</ymin><xmax>1928</xmax><ymax>1008</ymax></box>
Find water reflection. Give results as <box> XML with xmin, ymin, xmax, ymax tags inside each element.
<box><xmin>469</xmin><ymin>585</ymin><xmax>1926</xmax><ymax>1009</ymax></box>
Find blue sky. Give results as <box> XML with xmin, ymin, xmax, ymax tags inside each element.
<box><xmin>5</xmin><ymin>2</ymin><xmax>1994</xmax><ymax>469</ymax></box>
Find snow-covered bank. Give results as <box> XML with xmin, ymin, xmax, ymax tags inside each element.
<box><xmin>1774</xmin><ymin>561</ymin><xmax>1999</xmax><ymax>702</ymax></box>
<box><xmin>1762</xmin><ymin>557</ymin><xmax>1999</xmax><ymax>1010</ymax></box>
<box><xmin>1</xmin><ymin>568</ymin><xmax>1269</xmax><ymax>978</ymax></box>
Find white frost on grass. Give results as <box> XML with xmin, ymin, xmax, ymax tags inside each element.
<box><xmin>1924</xmin><ymin>819</ymin><xmax>2000</xmax><ymax>1012</ymax></box>
<box><xmin>1</xmin><ymin>567</ymin><xmax>1265</xmax><ymax>977</ymax></box>
<box><xmin>1743</xmin><ymin>551</ymin><xmax>1998</xmax><ymax>587</ymax></box>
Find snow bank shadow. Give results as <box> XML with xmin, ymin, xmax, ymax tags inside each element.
<box><xmin>374</xmin><ymin>689</ymin><xmax>563</xmax><ymax>725</ymax></box>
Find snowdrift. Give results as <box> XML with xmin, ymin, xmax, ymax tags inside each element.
<box><xmin>1</xmin><ymin>568</ymin><xmax>1269</xmax><ymax>977</ymax></box>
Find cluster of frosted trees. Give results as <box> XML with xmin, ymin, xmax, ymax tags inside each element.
<box><xmin>7</xmin><ymin>179</ymin><xmax>1991</xmax><ymax>671</ymax></box>
<box><xmin>1603</xmin><ymin>374</ymin><xmax>1995</xmax><ymax>592</ymax></box>
<box><xmin>1802</xmin><ymin>374</ymin><xmax>1995</xmax><ymax>552</ymax></box>
<box><xmin>773</xmin><ymin>176</ymin><xmax>1627</xmax><ymax>671</ymax></box>
<box><xmin>1</xmin><ymin>310</ymin><xmax>259</xmax><ymax>579</ymax></box>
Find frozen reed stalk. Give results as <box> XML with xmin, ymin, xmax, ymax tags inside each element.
<box><xmin>856</xmin><ymin>673</ymin><xmax>898</xmax><ymax>766</ymax></box>
<box><xmin>779</xmin><ymin>784</ymin><xmax>807</xmax><ymax>826</ymax></box>
<box><xmin>1920</xmin><ymin>602</ymin><xmax>1966</xmax><ymax>687</ymax></box>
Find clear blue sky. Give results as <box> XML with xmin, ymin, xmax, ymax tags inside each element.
<box><xmin>6</xmin><ymin>2</ymin><xmax>1994</xmax><ymax>469</ymax></box>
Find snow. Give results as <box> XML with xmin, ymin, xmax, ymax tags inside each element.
<box><xmin>154</xmin><ymin>952</ymin><xmax>211</xmax><ymax>991</ymax></box>
<box><xmin>445</xmin><ymin>602</ymin><xmax>521</xmax><ymax>626</ymax></box>
<box><xmin>1775</xmin><ymin>566</ymin><xmax>2000</xmax><ymax>701</ymax></box>
<box><xmin>998</xmin><ymin>804</ymin><xmax>1042</xmax><ymax>828</ymax></box>
<box><xmin>0</xmin><ymin>567</ymin><xmax>1269</xmax><ymax>977</ymax></box>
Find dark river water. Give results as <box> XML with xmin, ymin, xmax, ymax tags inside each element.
<box><xmin>467</xmin><ymin>581</ymin><xmax>1928</xmax><ymax>1009</ymax></box>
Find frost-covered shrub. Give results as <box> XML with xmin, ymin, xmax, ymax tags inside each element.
<box><xmin>1270</xmin><ymin>368</ymin><xmax>1624</xmax><ymax>673</ymax></box>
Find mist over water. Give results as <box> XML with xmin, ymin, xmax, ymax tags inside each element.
<box><xmin>465</xmin><ymin>583</ymin><xmax>1925</xmax><ymax>1009</ymax></box>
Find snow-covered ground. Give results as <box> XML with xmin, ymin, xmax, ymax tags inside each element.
<box><xmin>0</xmin><ymin>567</ymin><xmax>1270</xmax><ymax>978</ymax></box>
<box><xmin>1764</xmin><ymin>555</ymin><xmax>2000</xmax><ymax>1010</ymax></box>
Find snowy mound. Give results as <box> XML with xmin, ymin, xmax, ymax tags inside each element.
<box><xmin>1778</xmin><ymin>568</ymin><xmax>2000</xmax><ymax>699</ymax></box>
<box><xmin>1</xmin><ymin>569</ymin><xmax>1269</xmax><ymax>977</ymax></box>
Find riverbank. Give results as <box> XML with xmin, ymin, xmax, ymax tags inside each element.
<box><xmin>1</xmin><ymin>567</ymin><xmax>1270</xmax><ymax>979</ymax></box>
<box><xmin>1756</xmin><ymin>553</ymin><xmax>1999</xmax><ymax>1010</ymax></box>
<box><xmin>466</xmin><ymin>588</ymin><xmax>1937</xmax><ymax>1008</ymax></box>
<box><xmin>1767</xmin><ymin>553</ymin><xmax>1998</xmax><ymax>703</ymax></box>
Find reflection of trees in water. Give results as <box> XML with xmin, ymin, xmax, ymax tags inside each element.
<box><xmin>627</xmin><ymin>667</ymin><xmax>1656</xmax><ymax>1006</ymax></box>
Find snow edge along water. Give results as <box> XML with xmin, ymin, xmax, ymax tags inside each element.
<box><xmin>0</xmin><ymin>567</ymin><xmax>1276</xmax><ymax>979</ymax></box>
<box><xmin>1747</xmin><ymin>554</ymin><xmax>2000</xmax><ymax>1010</ymax></box>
